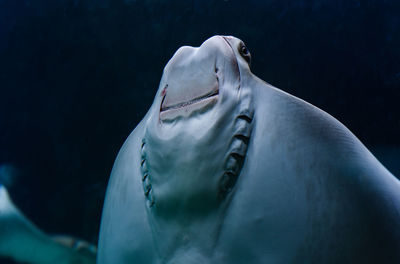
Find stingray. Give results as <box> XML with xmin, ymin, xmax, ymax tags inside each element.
<box><xmin>98</xmin><ymin>36</ymin><xmax>400</xmax><ymax>263</ymax></box>
<box><xmin>0</xmin><ymin>183</ymin><xmax>96</xmax><ymax>264</ymax></box>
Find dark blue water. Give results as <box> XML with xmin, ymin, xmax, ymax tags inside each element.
<box><xmin>0</xmin><ymin>0</ymin><xmax>399</xmax><ymax>262</ymax></box>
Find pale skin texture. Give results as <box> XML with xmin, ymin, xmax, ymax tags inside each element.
<box><xmin>0</xmin><ymin>186</ymin><xmax>96</xmax><ymax>264</ymax></box>
<box><xmin>98</xmin><ymin>36</ymin><xmax>400</xmax><ymax>263</ymax></box>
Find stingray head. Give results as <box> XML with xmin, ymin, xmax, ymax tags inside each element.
<box><xmin>141</xmin><ymin>36</ymin><xmax>255</xmax><ymax>216</ymax></box>
<box><xmin>158</xmin><ymin>36</ymin><xmax>251</xmax><ymax>122</ymax></box>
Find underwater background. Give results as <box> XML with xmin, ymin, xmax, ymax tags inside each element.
<box><xmin>0</xmin><ymin>0</ymin><xmax>399</xmax><ymax>262</ymax></box>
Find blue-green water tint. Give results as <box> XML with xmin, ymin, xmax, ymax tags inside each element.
<box><xmin>0</xmin><ymin>1</ymin><xmax>399</xmax><ymax>263</ymax></box>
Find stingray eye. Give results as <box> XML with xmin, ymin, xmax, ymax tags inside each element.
<box><xmin>240</xmin><ymin>45</ymin><xmax>248</xmax><ymax>55</ymax></box>
<box><xmin>239</xmin><ymin>43</ymin><xmax>251</xmax><ymax>66</ymax></box>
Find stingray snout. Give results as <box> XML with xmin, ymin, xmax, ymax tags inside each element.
<box><xmin>159</xmin><ymin>43</ymin><xmax>221</xmax><ymax>121</ymax></box>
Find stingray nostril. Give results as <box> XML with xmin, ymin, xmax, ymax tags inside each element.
<box><xmin>145</xmin><ymin>185</ymin><xmax>152</xmax><ymax>196</ymax></box>
<box><xmin>142</xmin><ymin>172</ymin><xmax>148</xmax><ymax>181</ymax></box>
<box><xmin>237</xmin><ymin>114</ymin><xmax>253</xmax><ymax>123</ymax></box>
<box><xmin>161</xmin><ymin>84</ymin><xmax>168</xmax><ymax>97</ymax></box>
<box><xmin>219</xmin><ymin>171</ymin><xmax>238</xmax><ymax>195</ymax></box>
<box><xmin>215</xmin><ymin>67</ymin><xmax>219</xmax><ymax>73</ymax></box>
<box><xmin>234</xmin><ymin>134</ymin><xmax>250</xmax><ymax>145</ymax></box>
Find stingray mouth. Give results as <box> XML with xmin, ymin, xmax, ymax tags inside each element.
<box><xmin>159</xmin><ymin>85</ymin><xmax>219</xmax><ymax>121</ymax></box>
